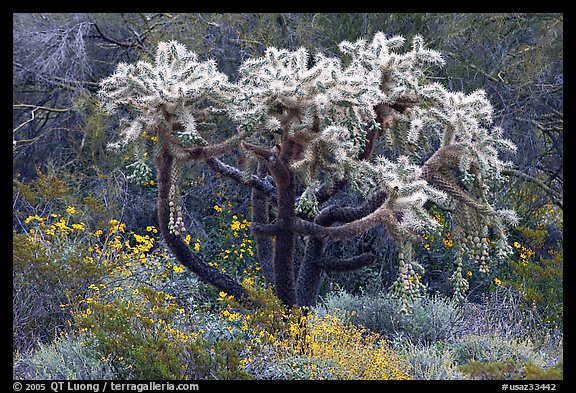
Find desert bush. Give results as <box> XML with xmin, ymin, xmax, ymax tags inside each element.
<box><xmin>398</xmin><ymin>341</ymin><xmax>465</xmax><ymax>380</ymax></box>
<box><xmin>459</xmin><ymin>284</ymin><xmax>562</xmax><ymax>347</ymax></box>
<box><xmin>523</xmin><ymin>359</ymin><xmax>563</xmax><ymax>380</ymax></box>
<box><xmin>213</xmin><ymin>285</ymin><xmax>412</xmax><ymax>380</ymax></box>
<box><xmin>316</xmin><ymin>289</ymin><xmax>466</xmax><ymax>345</ymax></box>
<box><xmin>254</xmin><ymin>312</ymin><xmax>412</xmax><ymax>380</ymax></box>
<box><xmin>450</xmin><ymin>333</ymin><xmax>543</xmax><ymax>368</ymax></box>
<box><xmin>13</xmin><ymin>209</ymin><xmax>113</xmax><ymax>352</ymax></box>
<box><xmin>13</xmin><ymin>333</ymin><xmax>116</xmax><ymax>380</ymax></box>
<box><xmin>458</xmin><ymin>358</ymin><xmax>563</xmax><ymax>380</ymax></box>
<box><xmin>63</xmin><ymin>219</ymin><xmax>252</xmax><ymax>380</ymax></box>
<box><xmin>506</xmin><ymin>224</ymin><xmax>563</xmax><ymax>328</ymax></box>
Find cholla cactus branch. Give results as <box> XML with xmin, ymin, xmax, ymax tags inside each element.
<box><xmin>205</xmin><ymin>158</ymin><xmax>277</xmax><ymax>202</ymax></box>
<box><xmin>99</xmin><ymin>40</ymin><xmax>232</xmax><ymax>149</ymax></box>
<box><xmin>251</xmin><ymin>162</ymin><xmax>275</xmax><ymax>285</ymax></box>
<box><xmin>184</xmin><ymin>130</ymin><xmax>246</xmax><ymax>161</ymax></box>
<box><xmin>293</xmin><ymin>205</ymin><xmax>401</xmax><ymax>241</ymax></box>
<box><xmin>296</xmin><ymin>191</ymin><xmax>386</xmax><ymax>306</ymax></box>
<box><xmin>316</xmin><ymin>253</ymin><xmax>376</xmax><ymax>272</ymax></box>
<box><xmin>155</xmin><ymin>125</ymin><xmax>250</xmax><ymax>303</ymax></box>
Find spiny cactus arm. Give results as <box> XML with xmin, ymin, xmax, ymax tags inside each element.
<box><xmin>183</xmin><ymin>129</ymin><xmax>247</xmax><ymax>161</ymax></box>
<box><xmin>421</xmin><ymin>145</ymin><xmax>495</xmax><ymax>214</ymax></box>
<box><xmin>250</xmin><ymin>222</ymin><xmax>283</xmax><ymax>237</ymax></box>
<box><xmin>295</xmin><ymin>191</ymin><xmax>385</xmax><ymax>306</ymax></box>
<box><xmin>316</xmin><ymin>191</ymin><xmax>388</xmax><ymax>225</ymax></box>
<box><xmin>292</xmin><ymin>205</ymin><xmax>400</xmax><ymax>241</ymax></box>
<box><xmin>312</xmin><ymin>100</ymin><xmax>408</xmax><ymax>205</ymax></box>
<box><xmin>204</xmin><ymin>158</ymin><xmax>277</xmax><ymax>201</ymax></box>
<box><xmin>253</xmin><ymin>192</ymin><xmax>393</xmax><ymax>240</ymax></box>
<box><xmin>316</xmin><ymin>254</ymin><xmax>376</xmax><ymax>272</ymax></box>
<box><xmin>251</xmin><ymin>162</ymin><xmax>274</xmax><ymax>285</ymax></box>
<box><xmin>358</xmin><ymin>100</ymin><xmax>410</xmax><ymax>160</ymax></box>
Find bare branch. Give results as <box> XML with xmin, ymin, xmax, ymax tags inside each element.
<box><xmin>93</xmin><ymin>21</ymin><xmax>152</xmax><ymax>56</ymax></box>
<box><xmin>501</xmin><ymin>168</ymin><xmax>563</xmax><ymax>209</ymax></box>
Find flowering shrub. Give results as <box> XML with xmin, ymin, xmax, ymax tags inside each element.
<box><xmin>13</xmin><ymin>208</ymin><xmax>111</xmax><ymax>352</ymax></box>
<box><xmin>61</xmin><ymin>218</ymin><xmax>251</xmax><ymax>379</ymax></box>
<box><xmin>506</xmin><ymin>225</ymin><xmax>563</xmax><ymax>327</ymax></box>
<box><xmin>13</xmin><ymin>203</ymin><xmax>562</xmax><ymax>380</ymax></box>
<box><xmin>216</xmin><ymin>285</ymin><xmax>412</xmax><ymax>380</ymax></box>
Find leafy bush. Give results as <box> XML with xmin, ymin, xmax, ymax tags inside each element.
<box><xmin>250</xmin><ymin>311</ymin><xmax>412</xmax><ymax>380</ymax></box>
<box><xmin>294</xmin><ymin>313</ymin><xmax>412</xmax><ymax>379</ymax></box>
<box><xmin>201</xmin><ymin>202</ymin><xmax>261</xmax><ymax>283</ymax></box>
<box><xmin>214</xmin><ymin>285</ymin><xmax>411</xmax><ymax>380</ymax></box>
<box><xmin>523</xmin><ymin>359</ymin><xmax>563</xmax><ymax>380</ymax></box>
<box><xmin>458</xmin><ymin>359</ymin><xmax>522</xmax><ymax>380</ymax></box>
<box><xmin>451</xmin><ymin>331</ymin><xmax>562</xmax><ymax>379</ymax></box>
<box><xmin>458</xmin><ymin>285</ymin><xmax>563</xmax><ymax>349</ymax></box>
<box><xmin>458</xmin><ymin>358</ymin><xmax>563</xmax><ymax>380</ymax></box>
<box><xmin>65</xmin><ymin>221</ymin><xmax>251</xmax><ymax>380</ymax></box>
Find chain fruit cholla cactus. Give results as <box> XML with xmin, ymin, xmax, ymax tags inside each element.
<box><xmin>99</xmin><ymin>33</ymin><xmax>518</xmax><ymax>309</ymax></box>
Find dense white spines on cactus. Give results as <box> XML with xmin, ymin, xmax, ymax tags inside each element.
<box><xmin>406</xmin><ymin>82</ymin><xmax>516</xmax><ymax>177</ymax></box>
<box><xmin>371</xmin><ymin>155</ymin><xmax>450</xmax><ymax>234</ymax></box>
<box><xmin>231</xmin><ymin>32</ymin><xmax>451</xmax><ymax>192</ymax></box>
<box><xmin>98</xmin><ymin>40</ymin><xmax>231</xmax><ymax>148</ymax></box>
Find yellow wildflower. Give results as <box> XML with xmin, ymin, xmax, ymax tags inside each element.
<box><xmin>72</xmin><ymin>223</ymin><xmax>85</xmax><ymax>231</ymax></box>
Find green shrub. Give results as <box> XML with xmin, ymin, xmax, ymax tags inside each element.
<box><xmin>202</xmin><ymin>201</ymin><xmax>262</xmax><ymax>284</ymax></box>
<box><xmin>13</xmin><ymin>334</ymin><xmax>116</xmax><ymax>380</ymax></box>
<box><xmin>398</xmin><ymin>342</ymin><xmax>465</xmax><ymax>380</ymax></box>
<box><xmin>524</xmin><ymin>359</ymin><xmax>563</xmax><ymax>380</ymax></box>
<box><xmin>458</xmin><ymin>358</ymin><xmax>563</xmax><ymax>380</ymax></box>
<box><xmin>507</xmin><ymin>226</ymin><xmax>563</xmax><ymax>328</ymax></box>
<box><xmin>450</xmin><ymin>333</ymin><xmax>542</xmax><ymax>367</ymax></box>
<box><xmin>12</xmin><ymin>214</ymin><xmax>111</xmax><ymax>352</ymax></box>
<box><xmin>459</xmin><ymin>359</ymin><xmax>521</xmax><ymax>380</ymax></box>
<box><xmin>316</xmin><ymin>289</ymin><xmax>466</xmax><ymax>345</ymax></box>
